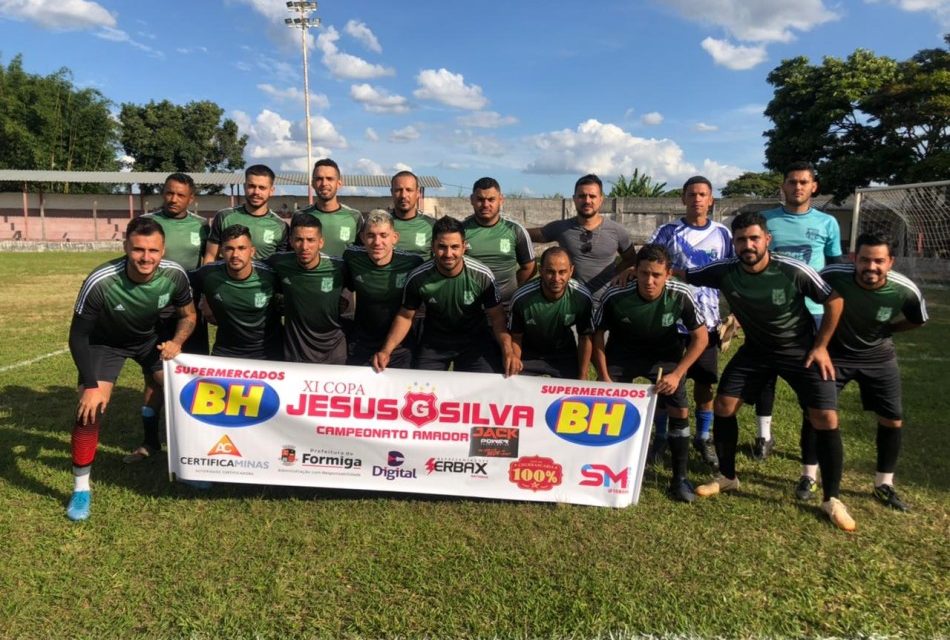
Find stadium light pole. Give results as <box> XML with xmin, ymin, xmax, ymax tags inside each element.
<box><xmin>285</xmin><ymin>1</ymin><xmax>320</xmax><ymax>204</ymax></box>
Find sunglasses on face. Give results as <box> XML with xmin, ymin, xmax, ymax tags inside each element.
<box><xmin>580</xmin><ymin>229</ymin><xmax>593</xmax><ymax>253</ymax></box>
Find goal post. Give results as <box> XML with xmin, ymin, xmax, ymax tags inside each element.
<box><xmin>850</xmin><ymin>180</ymin><xmax>950</xmax><ymax>285</ymax></box>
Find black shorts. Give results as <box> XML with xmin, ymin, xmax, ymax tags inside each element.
<box><xmin>347</xmin><ymin>341</ymin><xmax>413</xmax><ymax>369</ymax></box>
<box><xmin>82</xmin><ymin>338</ymin><xmax>162</xmax><ymax>385</ymax></box>
<box><xmin>606</xmin><ymin>357</ymin><xmax>687</xmax><ymax>410</ymax></box>
<box><xmin>415</xmin><ymin>332</ymin><xmax>501</xmax><ymax>374</ymax></box>
<box><xmin>682</xmin><ymin>331</ymin><xmax>719</xmax><ymax>385</ymax></box>
<box><xmin>520</xmin><ymin>354</ymin><xmax>577</xmax><ymax>379</ymax></box>
<box><xmin>835</xmin><ymin>358</ymin><xmax>903</xmax><ymax>420</ymax></box>
<box><xmin>718</xmin><ymin>345</ymin><xmax>837</xmax><ymax>411</ymax></box>
<box><xmin>157</xmin><ymin>312</ymin><xmax>209</xmax><ymax>355</ymax></box>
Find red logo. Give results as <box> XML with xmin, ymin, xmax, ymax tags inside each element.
<box><xmin>508</xmin><ymin>456</ymin><xmax>563</xmax><ymax>492</ymax></box>
<box><xmin>401</xmin><ymin>391</ymin><xmax>438</xmax><ymax>427</ymax></box>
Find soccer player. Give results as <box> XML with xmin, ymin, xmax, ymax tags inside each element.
<box><xmin>299</xmin><ymin>158</ymin><xmax>363</xmax><ymax>257</ymax></box>
<box><xmin>821</xmin><ymin>232</ymin><xmax>928</xmax><ymax>511</ymax></box>
<box><xmin>528</xmin><ymin>174</ymin><xmax>635</xmax><ymax>301</ymax></box>
<box><xmin>462</xmin><ymin>177</ymin><xmax>535</xmax><ymax>303</ymax></box>
<box><xmin>390</xmin><ymin>170</ymin><xmax>436</xmax><ymax>258</ymax></box>
<box><xmin>203</xmin><ymin>164</ymin><xmax>288</xmax><ymax>262</ymax></box>
<box><xmin>757</xmin><ymin>162</ymin><xmax>845</xmax><ymax>505</ymax></box>
<box><xmin>67</xmin><ymin>216</ymin><xmax>196</xmax><ymax>521</ymax></box>
<box><xmin>343</xmin><ymin>210</ymin><xmax>424</xmax><ymax>367</ymax></box>
<box><xmin>649</xmin><ymin>175</ymin><xmax>733</xmax><ymax>468</ymax></box>
<box><xmin>508</xmin><ymin>247</ymin><xmax>594</xmax><ymax>380</ymax></box>
<box><xmin>194</xmin><ymin>224</ymin><xmax>282</xmax><ymax>360</ymax></box>
<box><xmin>593</xmin><ymin>244</ymin><xmax>709</xmax><ymax>502</ymax></box>
<box><xmin>267</xmin><ymin>214</ymin><xmax>348</xmax><ymax>364</ymax></box>
<box><xmin>372</xmin><ymin>216</ymin><xmax>518</xmax><ymax>376</ymax></box>
<box><xmin>683</xmin><ymin>211</ymin><xmax>855</xmax><ymax>531</ymax></box>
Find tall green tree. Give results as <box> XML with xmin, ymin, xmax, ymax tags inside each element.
<box><xmin>721</xmin><ymin>171</ymin><xmax>784</xmax><ymax>198</ymax></box>
<box><xmin>119</xmin><ymin>99</ymin><xmax>247</xmax><ymax>193</ymax></box>
<box><xmin>764</xmin><ymin>36</ymin><xmax>949</xmax><ymax>201</ymax></box>
<box><xmin>607</xmin><ymin>169</ymin><xmax>667</xmax><ymax>197</ymax></box>
<box><xmin>0</xmin><ymin>54</ymin><xmax>117</xmax><ymax>192</ymax></box>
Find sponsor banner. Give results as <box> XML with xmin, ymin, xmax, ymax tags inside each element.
<box><xmin>164</xmin><ymin>354</ymin><xmax>657</xmax><ymax>507</ymax></box>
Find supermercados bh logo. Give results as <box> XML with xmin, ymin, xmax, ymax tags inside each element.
<box><xmin>579</xmin><ymin>464</ymin><xmax>630</xmax><ymax>494</ymax></box>
<box><xmin>180</xmin><ymin>378</ymin><xmax>280</xmax><ymax>427</ymax></box>
<box><xmin>545</xmin><ymin>396</ymin><xmax>640</xmax><ymax>446</ymax></box>
<box><xmin>425</xmin><ymin>457</ymin><xmax>488</xmax><ymax>478</ymax></box>
<box><xmin>372</xmin><ymin>450</ymin><xmax>418</xmax><ymax>481</ymax></box>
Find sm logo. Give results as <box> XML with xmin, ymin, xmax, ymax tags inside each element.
<box><xmin>579</xmin><ymin>464</ymin><xmax>629</xmax><ymax>489</ymax></box>
<box><xmin>545</xmin><ymin>397</ymin><xmax>641</xmax><ymax>446</ymax></box>
<box><xmin>179</xmin><ymin>378</ymin><xmax>280</xmax><ymax>427</ymax></box>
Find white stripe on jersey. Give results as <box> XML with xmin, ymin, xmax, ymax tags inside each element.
<box><xmin>75</xmin><ymin>261</ymin><xmax>125</xmax><ymax>314</ymax></box>
<box><xmin>771</xmin><ymin>253</ymin><xmax>831</xmax><ymax>295</ymax></box>
<box><xmin>509</xmin><ymin>280</ymin><xmax>542</xmax><ymax>307</ymax></box>
<box><xmin>666</xmin><ymin>280</ymin><xmax>706</xmax><ymax>327</ymax></box>
<box><xmin>505</xmin><ymin>217</ymin><xmax>536</xmax><ymax>260</ymax></box>
<box><xmin>689</xmin><ymin>256</ymin><xmax>739</xmax><ymax>275</ymax></box>
<box><xmin>464</xmin><ymin>256</ymin><xmax>499</xmax><ymax>283</ymax></box>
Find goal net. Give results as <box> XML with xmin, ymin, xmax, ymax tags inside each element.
<box><xmin>850</xmin><ymin>180</ymin><xmax>950</xmax><ymax>285</ymax></box>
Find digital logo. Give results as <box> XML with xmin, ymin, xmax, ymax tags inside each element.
<box><xmin>372</xmin><ymin>449</ymin><xmax>417</xmax><ymax>480</ymax></box>
<box><xmin>508</xmin><ymin>456</ymin><xmax>563</xmax><ymax>492</ymax></box>
<box><xmin>401</xmin><ymin>391</ymin><xmax>438</xmax><ymax>427</ymax></box>
<box><xmin>180</xmin><ymin>378</ymin><xmax>281</xmax><ymax>427</ymax></box>
<box><xmin>425</xmin><ymin>457</ymin><xmax>488</xmax><ymax>476</ymax></box>
<box><xmin>469</xmin><ymin>427</ymin><xmax>519</xmax><ymax>458</ymax></box>
<box><xmin>208</xmin><ymin>435</ymin><xmax>241</xmax><ymax>457</ymax></box>
<box><xmin>545</xmin><ymin>396</ymin><xmax>641</xmax><ymax>446</ymax></box>
<box><xmin>579</xmin><ymin>464</ymin><xmax>629</xmax><ymax>492</ymax></box>
<box><xmin>388</xmin><ymin>450</ymin><xmax>405</xmax><ymax>466</ymax></box>
<box><xmin>280</xmin><ymin>445</ymin><xmax>296</xmax><ymax>465</ymax></box>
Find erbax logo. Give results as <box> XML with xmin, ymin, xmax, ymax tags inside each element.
<box><xmin>579</xmin><ymin>464</ymin><xmax>629</xmax><ymax>493</ymax></box>
<box><xmin>424</xmin><ymin>458</ymin><xmax>488</xmax><ymax>476</ymax></box>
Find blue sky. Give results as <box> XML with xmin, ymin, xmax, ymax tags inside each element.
<box><xmin>0</xmin><ymin>0</ymin><xmax>946</xmax><ymax>196</ymax></box>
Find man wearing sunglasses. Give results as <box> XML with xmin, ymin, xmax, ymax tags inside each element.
<box><xmin>527</xmin><ymin>174</ymin><xmax>636</xmax><ymax>301</ymax></box>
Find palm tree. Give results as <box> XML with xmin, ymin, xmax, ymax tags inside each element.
<box><xmin>607</xmin><ymin>169</ymin><xmax>667</xmax><ymax>197</ymax></box>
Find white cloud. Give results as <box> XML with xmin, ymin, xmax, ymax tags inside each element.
<box><xmin>663</xmin><ymin>0</ymin><xmax>838</xmax><ymax>43</ymax></box>
<box><xmin>451</xmin><ymin>129</ymin><xmax>507</xmax><ymax>157</ymax></box>
<box><xmin>349</xmin><ymin>83</ymin><xmax>410</xmax><ymax>114</ymax></box>
<box><xmin>234</xmin><ymin>0</ymin><xmax>288</xmax><ymax>22</ymax></box>
<box><xmin>344</xmin><ymin>19</ymin><xmax>382</xmax><ymax>53</ymax></box>
<box><xmin>641</xmin><ymin>112</ymin><xmax>664</xmax><ymax>126</ymax></box>
<box><xmin>316</xmin><ymin>26</ymin><xmax>394</xmax><ymax>79</ymax></box>
<box><xmin>364</xmin><ymin>127</ymin><xmax>379</xmax><ymax>142</ymax></box>
<box><xmin>0</xmin><ymin>0</ymin><xmax>115</xmax><ymax>29</ymax></box>
<box><xmin>414</xmin><ymin>68</ymin><xmax>488</xmax><ymax>110</ymax></box>
<box><xmin>353</xmin><ymin>158</ymin><xmax>384</xmax><ymax>175</ymax></box>
<box><xmin>232</xmin><ymin>109</ymin><xmax>343</xmax><ymax>170</ymax></box>
<box><xmin>694</xmin><ymin>122</ymin><xmax>719</xmax><ymax>132</ymax></box>
<box><xmin>389</xmin><ymin>125</ymin><xmax>420</xmax><ymax>143</ymax></box>
<box><xmin>176</xmin><ymin>46</ymin><xmax>208</xmax><ymax>55</ymax></box>
<box><xmin>701</xmin><ymin>37</ymin><xmax>768</xmax><ymax>70</ymax></box>
<box><xmin>310</xmin><ymin>114</ymin><xmax>347</xmax><ymax>148</ymax></box>
<box><xmin>392</xmin><ymin>162</ymin><xmax>413</xmax><ymax>173</ymax></box>
<box><xmin>876</xmin><ymin>0</ymin><xmax>950</xmax><ymax>26</ymax></box>
<box><xmin>257</xmin><ymin>83</ymin><xmax>330</xmax><ymax>110</ymax></box>
<box><xmin>457</xmin><ymin>111</ymin><xmax>518</xmax><ymax>128</ymax></box>
<box><xmin>95</xmin><ymin>26</ymin><xmax>163</xmax><ymax>57</ymax></box>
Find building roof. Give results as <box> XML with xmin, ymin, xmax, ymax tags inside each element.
<box><xmin>0</xmin><ymin>170</ymin><xmax>442</xmax><ymax>189</ymax></box>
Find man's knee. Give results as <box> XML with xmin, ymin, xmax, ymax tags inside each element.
<box><xmin>877</xmin><ymin>416</ymin><xmax>902</xmax><ymax>428</ymax></box>
<box><xmin>807</xmin><ymin>408</ymin><xmax>838</xmax><ymax>430</ymax></box>
<box><xmin>714</xmin><ymin>394</ymin><xmax>740</xmax><ymax>417</ymax></box>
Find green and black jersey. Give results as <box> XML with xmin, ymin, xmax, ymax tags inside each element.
<box><xmin>402</xmin><ymin>257</ymin><xmax>500</xmax><ymax>349</ymax></box>
<box><xmin>392</xmin><ymin>211</ymin><xmax>436</xmax><ymax>258</ymax></box>
<box><xmin>596</xmin><ymin>280</ymin><xmax>704</xmax><ymax>362</ymax></box>
<box><xmin>686</xmin><ymin>255</ymin><xmax>832</xmax><ymax>355</ymax></box>
<box><xmin>266</xmin><ymin>251</ymin><xmax>347</xmax><ymax>363</ymax></box>
<box><xmin>141</xmin><ymin>209</ymin><xmax>208</xmax><ymax>271</ymax></box>
<box><xmin>461</xmin><ymin>215</ymin><xmax>535</xmax><ymax>302</ymax></box>
<box><xmin>194</xmin><ymin>261</ymin><xmax>282</xmax><ymax>359</ymax></box>
<box><xmin>208</xmin><ymin>205</ymin><xmax>288</xmax><ymax>260</ymax></box>
<box><xmin>298</xmin><ymin>203</ymin><xmax>363</xmax><ymax>256</ymax></box>
<box><xmin>343</xmin><ymin>246</ymin><xmax>424</xmax><ymax>350</ymax></box>
<box><xmin>509</xmin><ymin>279</ymin><xmax>594</xmax><ymax>357</ymax></box>
<box><xmin>821</xmin><ymin>264</ymin><xmax>928</xmax><ymax>364</ymax></box>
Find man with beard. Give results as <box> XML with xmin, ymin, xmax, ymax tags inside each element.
<box><xmin>343</xmin><ymin>210</ymin><xmax>423</xmax><ymax>367</ymax></box>
<box><xmin>203</xmin><ymin>164</ymin><xmax>288</xmax><ymax>262</ymax></box>
<box><xmin>299</xmin><ymin>158</ymin><xmax>363</xmax><ymax>257</ymax></box>
<box><xmin>390</xmin><ymin>170</ymin><xmax>436</xmax><ymax>258</ymax></box>
<box><xmin>683</xmin><ymin>211</ymin><xmax>854</xmax><ymax>531</ymax></box>
<box><xmin>373</xmin><ymin>216</ymin><xmax>518</xmax><ymax>376</ymax></box>
<box><xmin>508</xmin><ymin>247</ymin><xmax>594</xmax><ymax>380</ymax></box>
<box><xmin>821</xmin><ymin>232</ymin><xmax>928</xmax><ymax>511</ymax></box>
<box><xmin>528</xmin><ymin>174</ymin><xmax>636</xmax><ymax>301</ymax></box>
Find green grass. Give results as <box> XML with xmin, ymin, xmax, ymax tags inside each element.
<box><xmin>1</xmin><ymin>252</ymin><xmax>948</xmax><ymax>639</ymax></box>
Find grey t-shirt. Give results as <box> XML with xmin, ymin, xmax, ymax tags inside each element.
<box><xmin>541</xmin><ymin>217</ymin><xmax>633</xmax><ymax>298</ymax></box>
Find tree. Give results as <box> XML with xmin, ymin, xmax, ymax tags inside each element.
<box><xmin>721</xmin><ymin>171</ymin><xmax>783</xmax><ymax>198</ymax></box>
<box><xmin>119</xmin><ymin>100</ymin><xmax>247</xmax><ymax>193</ymax></box>
<box><xmin>764</xmin><ymin>37</ymin><xmax>949</xmax><ymax>201</ymax></box>
<box><xmin>607</xmin><ymin>169</ymin><xmax>667</xmax><ymax>197</ymax></box>
<box><xmin>0</xmin><ymin>54</ymin><xmax>117</xmax><ymax>192</ymax></box>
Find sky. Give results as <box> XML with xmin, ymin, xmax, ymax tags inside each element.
<box><xmin>0</xmin><ymin>0</ymin><xmax>946</xmax><ymax>197</ymax></box>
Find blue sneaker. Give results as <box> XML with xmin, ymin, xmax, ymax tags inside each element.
<box><xmin>66</xmin><ymin>490</ymin><xmax>91</xmax><ymax>521</ymax></box>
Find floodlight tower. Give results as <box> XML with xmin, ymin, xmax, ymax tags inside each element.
<box><xmin>285</xmin><ymin>1</ymin><xmax>320</xmax><ymax>203</ymax></box>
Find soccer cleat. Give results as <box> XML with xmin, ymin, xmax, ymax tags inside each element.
<box><xmin>695</xmin><ymin>474</ymin><xmax>740</xmax><ymax>497</ymax></box>
<box><xmin>821</xmin><ymin>497</ymin><xmax>857</xmax><ymax>532</ymax></box>
<box><xmin>693</xmin><ymin>437</ymin><xmax>719</xmax><ymax>468</ymax></box>
<box><xmin>873</xmin><ymin>484</ymin><xmax>909</xmax><ymax>512</ymax></box>
<box><xmin>66</xmin><ymin>490</ymin><xmax>91</xmax><ymax>521</ymax></box>
<box><xmin>752</xmin><ymin>436</ymin><xmax>775</xmax><ymax>461</ymax></box>
<box><xmin>648</xmin><ymin>437</ymin><xmax>668</xmax><ymax>467</ymax></box>
<box><xmin>122</xmin><ymin>444</ymin><xmax>160</xmax><ymax>464</ymax></box>
<box><xmin>795</xmin><ymin>475</ymin><xmax>819</xmax><ymax>501</ymax></box>
<box><xmin>667</xmin><ymin>477</ymin><xmax>697</xmax><ymax>503</ymax></box>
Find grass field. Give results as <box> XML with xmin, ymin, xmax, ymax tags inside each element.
<box><xmin>0</xmin><ymin>252</ymin><xmax>947</xmax><ymax>639</ymax></box>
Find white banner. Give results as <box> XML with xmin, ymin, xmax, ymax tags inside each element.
<box><xmin>164</xmin><ymin>354</ymin><xmax>657</xmax><ymax>508</ymax></box>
